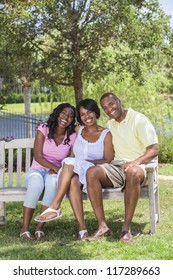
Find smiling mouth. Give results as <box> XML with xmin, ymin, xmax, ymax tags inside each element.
<box><xmin>85</xmin><ymin>119</ymin><xmax>92</xmax><ymax>124</ymax></box>
<box><xmin>60</xmin><ymin>119</ymin><xmax>68</xmax><ymax>124</ymax></box>
<box><xmin>110</xmin><ymin>110</ymin><xmax>117</xmax><ymax>115</ymax></box>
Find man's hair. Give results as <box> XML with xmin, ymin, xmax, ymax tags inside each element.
<box><xmin>100</xmin><ymin>92</ymin><xmax>119</xmax><ymax>102</ymax></box>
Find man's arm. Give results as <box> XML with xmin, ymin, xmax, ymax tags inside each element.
<box><xmin>125</xmin><ymin>143</ymin><xmax>158</xmax><ymax>171</ymax></box>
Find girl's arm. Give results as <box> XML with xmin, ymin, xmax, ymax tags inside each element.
<box><xmin>34</xmin><ymin>130</ymin><xmax>60</xmax><ymax>174</ymax></box>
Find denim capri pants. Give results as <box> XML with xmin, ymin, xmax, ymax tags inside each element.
<box><xmin>24</xmin><ymin>168</ymin><xmax>59</xmax><ymax>209</ymax></box>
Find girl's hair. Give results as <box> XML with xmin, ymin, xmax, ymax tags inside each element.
<box><xmin>45</xmin><ymin>103</ymin><xmax>76</xmax><ymax>145</ymax></box>
<box><xmin>76</xmin><ymin>99</ymin><xmax>100</xmax><ymax>124</ymax></box>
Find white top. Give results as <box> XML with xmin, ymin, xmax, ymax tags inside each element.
<box><xmin>62</xmin><ymin>126</ymin><xmax>109</xmax><ymax>192</ymax></box>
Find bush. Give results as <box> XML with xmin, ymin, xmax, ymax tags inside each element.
<box><xmin>158</xmin><ymin>136</ymin><xmax>173</xmax><ymax>163</ymax></box>
<box><xmin>5</xmin><ymin>93</ymin><xmax>24</xmax><ymax>103</ymax></box>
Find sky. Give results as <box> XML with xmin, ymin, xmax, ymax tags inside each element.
<box><xmin>158</xmin><ymin>0</ymin><xmax>173</xmax><ymax>27</ymax></box>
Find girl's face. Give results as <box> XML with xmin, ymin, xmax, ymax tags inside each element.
<box><xmin>58</xmin><ymin>107</ymin><xmax>74</xmax><ymax>128</ymax></box>
<box><xmin>79</xmin><ymin>106</ymin><xmax>97</xmax><ymax>126</ymax></box>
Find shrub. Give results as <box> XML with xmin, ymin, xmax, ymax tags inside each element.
<box><xmin>158</xmin><ymin>136</ymin><xmax>173</xmax><ymax>163</ymax></box>
<box><xmin>0</xmin><ymin>136</ymin><xmax>15</xmax><ymax>142</ymax></box>
<box><xmin>5</xmin><ymin>93</ymin><xmax>24</xmax><ymax>103</ymax></box>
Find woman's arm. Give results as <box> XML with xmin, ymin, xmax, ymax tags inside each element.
<box><xmin>68</xmin><ymin>147</ymin><xmax>75</xmax><ymax>157</ymax></box>
<box><xmin>87</xmin><ymin>131</ymin><xmax>114</xmax><ymax>165</ymax></box>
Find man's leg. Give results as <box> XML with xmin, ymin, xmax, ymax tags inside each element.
<box><xmin>86</xmin><ymin>165</ymin><xmax>113</xmax><ymax>240</ymax></box>
<box><xmin>121</xmin><ymin>166</ymin><xmax>144</xmax><ymax>241</ymax></box>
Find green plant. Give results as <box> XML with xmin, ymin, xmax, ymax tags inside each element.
<box><xmin>158</xmin><ymin>163</ymin><xmax>173</xmax><ymax>175</ymax></box>
<box><xmin>5</xmin><ymin>93</ymin><xmax>24</xmax><ymax>104</ymax></box>
<box><xmin>0</xmin><ymin>136</ymin><xmax>14</xmax><ymax>142</ymax></box>
<box><xmin>158</xmin><ymin>136</ymin><xmax>173</xmax><ymax>163</ymax></box>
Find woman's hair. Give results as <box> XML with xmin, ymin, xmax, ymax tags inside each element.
<box><xmin>45</xmin><ymin>103</ymin><xmax>76</xmax><ymax>145</ymax></box>
<box><xmin>76</xmin><ymin>99</ymin><xmax>100</xmax><ymax>124</ymax></box>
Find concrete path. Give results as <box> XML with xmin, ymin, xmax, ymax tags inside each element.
<box><xmin>158</xmin><ymin>175</ymin><xmax>173</xmax><ymax>181</ymax></box>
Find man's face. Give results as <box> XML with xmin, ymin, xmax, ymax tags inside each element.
<box><xmin>100</xmin><ymin>95</ymin><xmax>123</xmax><ymax>121</ymax></box>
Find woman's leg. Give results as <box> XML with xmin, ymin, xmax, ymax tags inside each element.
<box><xmin>35</xmin><ymin>173</ymin><xmax>59</xmax><ymax>232</ymax></box>
<box><xmin>21</xmin><ymin>169</ymin><xmax>45</xmax><ymax>238</ymax></box>
<box><xmin>86</xmin><ymin>166</ymin><xmax>113</xmax><ymax>240</ymax></box>
<box><xmin>37</xmin><ymin>163</ymin><xmax>75</xmax><ymax>220</ymax></box>
<box><xmin>21</xmin><ymin>207</ymin><xmax>35</xmax><ymax>234</ymax></box>
<box><xmin>68</xmin><ymin>174</ymin><xmax>86</xmax><ymax>232</ymax></box>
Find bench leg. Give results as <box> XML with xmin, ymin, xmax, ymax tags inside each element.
<box><xmin>155</xmin><ymin>187</ymin><xmax>160</xmax><ymax>223</ymax></box>
<box><xmin>0</xmin><ymin>202</ymin><xmax>6</xmax><ymax>224</ymax></box>
<box><xmin>148</xmin><ymin>172</ymin><xmax>159</xmax><ymax>234</ymax></box>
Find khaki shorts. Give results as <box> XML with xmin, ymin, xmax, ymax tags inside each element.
<box><xmin>99</xmin><ymin>160</ymin><xmax>146</xmax><ymax>190</ymax></box>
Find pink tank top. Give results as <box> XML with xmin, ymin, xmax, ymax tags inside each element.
<box><xmin>31</xmin><ymin>124</ymin><xmax>76</xmax><ymax>169</ymax></box>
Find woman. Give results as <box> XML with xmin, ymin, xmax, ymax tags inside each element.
<box><xmin>35</xmin><ymin>99</ymin><xmax>114</xmax><ymax>240</ymax></box>
<box><xmin>20</xmin><ymin>103</ymin><xmax>76</xmax><ymax>241</ymax></box>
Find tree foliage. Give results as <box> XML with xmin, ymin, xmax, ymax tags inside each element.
<box><xmin>0</xmin><ymin>0</ymin><xmax>173</xmax><ymax>105</ymax></box>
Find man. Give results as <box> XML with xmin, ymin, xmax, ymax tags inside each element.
<box><xmin>86</xmin><ymin>92</ymin><xmax>158</xmax><ymax>242</ymax></box>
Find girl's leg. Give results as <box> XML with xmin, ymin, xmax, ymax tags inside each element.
<box><xmin>20</xmin><ymin>207</ymin><xmax>35</xmax><ymax>240</ymax></box>
<box><xmin>35</xmin><ymin>173</ymin><xmax>59</xmax><ymax>232</ymax></box>
<box><xmin>37</xmin><ymin>164</ymin><xmax>75</xmax><ymax>220</ymax></box>
<box><xmin>21</xmin><ymin>170</ymin><xmax>45</xmax><ymax>238</ymax></box>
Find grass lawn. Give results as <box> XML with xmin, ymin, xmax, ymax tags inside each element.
<box><xmin>0</xmin><ymin>179</ymin><xmax>172</xmax><ymax>260</ymax></box>
<box><xmin>3</xmin><ymin>102</ymin><xmax>60</xmax><ymax>114</ymax></box>
<box><xmin>158</xmin><ymin>164</ymin><xmax>173</xmax><ymax>176</ymax></box>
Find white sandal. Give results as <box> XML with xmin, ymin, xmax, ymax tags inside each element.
<box><xmin>76</xmin><ymin>229</ymin><xmax>88</xmax><ymax>241</ymax></box>
<box><xmin>20</xmin><ymin>231</ymin><xmax>33</xmax><ymax>240</ymax></box>
<box><xmin>34</xmin><ymin>207</ymin><xmax>63</xmax><ymax>222</ymax></box>
<box><xmin>35</xmin><ymin>230</ymin><xmax>45</xmax><ymax>240</ymax></box>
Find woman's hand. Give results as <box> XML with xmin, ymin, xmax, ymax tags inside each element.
<box><xmin>48</xmin><ymin>166</ymin><xmax>60</xmax><ymax>174</ymax></box>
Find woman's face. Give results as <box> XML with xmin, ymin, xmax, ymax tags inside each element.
<box><xmin>79</xmin><ymin>106</ymin><xmax>97</xmax><ymax>126</ymax></box>
<box><xmin>58</xmin><ymin>107</ymin><xmax>74</xmax><ymax>128</ymax></box>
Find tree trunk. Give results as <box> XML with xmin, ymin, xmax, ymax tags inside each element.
<box><xmin>73</xmin><ymin>65</ymin><xmax>83</xmax><ymax>105</ymax></box>
<box><xmin>0</xmin><ymin>76</ymin><xmax>3</xmax><ymax>91</ymax></box>
<box><xmin>21</xmin><ymin>77</ymin><xmax>32</xmax><ymax>138</ymax></box>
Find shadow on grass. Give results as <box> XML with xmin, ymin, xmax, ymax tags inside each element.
<box><xmin>1</xmin><ymin>181</ymin><xmax>173</xmax><ymax>260</ymax></box>
<box><xmin>0</xmin><ymin>200</ymin><xmax>150</xmax><ymax>260</ymax></box>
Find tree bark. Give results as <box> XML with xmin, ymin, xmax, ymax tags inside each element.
<box><xmin>0</xmin><ymin>76</ymin><xmax>3</xmax><ymax>91</ymax></box>
<box><xmin>21</xmin><ymin>77</ymin><xmax>32</xmax><ymax>138</ymax></box>
<box><xmin>73</xmin><ymin>65</ymin><xmax>83</xmax><ymax>104</ymax></box>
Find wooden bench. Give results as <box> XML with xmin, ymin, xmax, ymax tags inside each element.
<box><xmin>0</xmin><ymin>138</ymin><xmax>160</xmax><ymax>233</ymax></box>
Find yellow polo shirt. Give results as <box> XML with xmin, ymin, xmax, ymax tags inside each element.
<box><xmin>107</xmin><ymin>108</ymin><xmax>158</xmax><ymax>161</ymax></box>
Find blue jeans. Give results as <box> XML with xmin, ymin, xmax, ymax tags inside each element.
<box><xmin>24</xmin><ymin>168</ymin><xmax>59</xmax><ymax>209</ymax></box>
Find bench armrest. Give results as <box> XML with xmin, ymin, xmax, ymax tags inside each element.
<box><xmin>145</xmin><ymin>161</ymin><xmax>158</xmax><ymax>172</ymax></box>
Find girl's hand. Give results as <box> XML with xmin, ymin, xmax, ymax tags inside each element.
<box><xmin>48</xmin><ymin>166</ymin><xmax>60</xmax><ymax>174</ymax></box>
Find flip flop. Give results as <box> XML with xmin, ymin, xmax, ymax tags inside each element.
<box><xmin>120</xmin><ymin>231</ymin><xmax>133</xmax><ymax>242</ymax></box>
<box><xmin>34</xmin><ymin>207</ymin><xmax>63</xmax><ymax>222</ymax></box>
<box><xmin>85</xmin><ymin>228</ymin><xmax>113</xmax><ymax>241</ymax></box>
<box><xmin>35</xmin><ymin>230</ymin><xmax>45</xmax><ymax>241</ymax></box>
<box><xmin>76</xmin><ymin>230</ymin><xmax>88</xmax><ymax>241</ymax></box>
<box><xmin>20</xmin><ymin>231</ymin><xmax>34</xmax><ymax>241</ymax></box>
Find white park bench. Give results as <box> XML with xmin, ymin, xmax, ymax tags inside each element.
<box><xmin>0</xmin><ymin>138</ymin><xmax>160</xmax><ymax>233</ymax></box>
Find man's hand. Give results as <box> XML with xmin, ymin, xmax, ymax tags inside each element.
<box><xmin>124</xmin><ymin>161</ymin><xmax>140</xmax><ymax>172</ymax></box>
